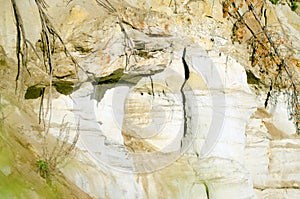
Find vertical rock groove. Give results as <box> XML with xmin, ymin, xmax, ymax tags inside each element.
<box><xmin>181</xmin><ymin>47</ymin><xmax>190</xmax><ymax>138</ymax></box>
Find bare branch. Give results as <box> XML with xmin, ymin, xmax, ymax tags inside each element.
<box><xmin>11</xmin><ymin>0</ymin><xmax>29</xmax><ymax>92</ymax></box>
<box><xmin>223</xmin><ymin>0</ymin><xmax>300</xmax><ymax>133</ymax></box>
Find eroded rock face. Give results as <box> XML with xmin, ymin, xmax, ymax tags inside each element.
<box><xmin>1</xmin><ymin>0</ymin><xmax>300</xmax><ymax>199</ymax></box>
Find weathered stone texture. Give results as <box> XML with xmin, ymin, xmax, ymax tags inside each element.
<box><xmin>1</xmin><ymin>0</ymin><xmax>300</xmax><ymax>198</ymax></box>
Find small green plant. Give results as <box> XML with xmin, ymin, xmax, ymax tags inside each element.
<box><xmin>291</xmin><ymin>0</ymin><xmax>299</xmax><ymax>10</ymax></box>
<box><xmin>270</xmin><ymin>0</ymin><xmax>279</xmax><ymax>4</ymax></box>
<box><xmin>269</xmin><ymin>0</ymin><xmax>299</xmax><ymax>10</ymax></box>
<box><xmin>37</xmin><ymin>116</ymin><xmax>79</xmax><ymax>180</ymax></box>
<box><xmin>37</xmin><ymin>159</ymin><xmax>49</xmax><ymax>178</ymax></box>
